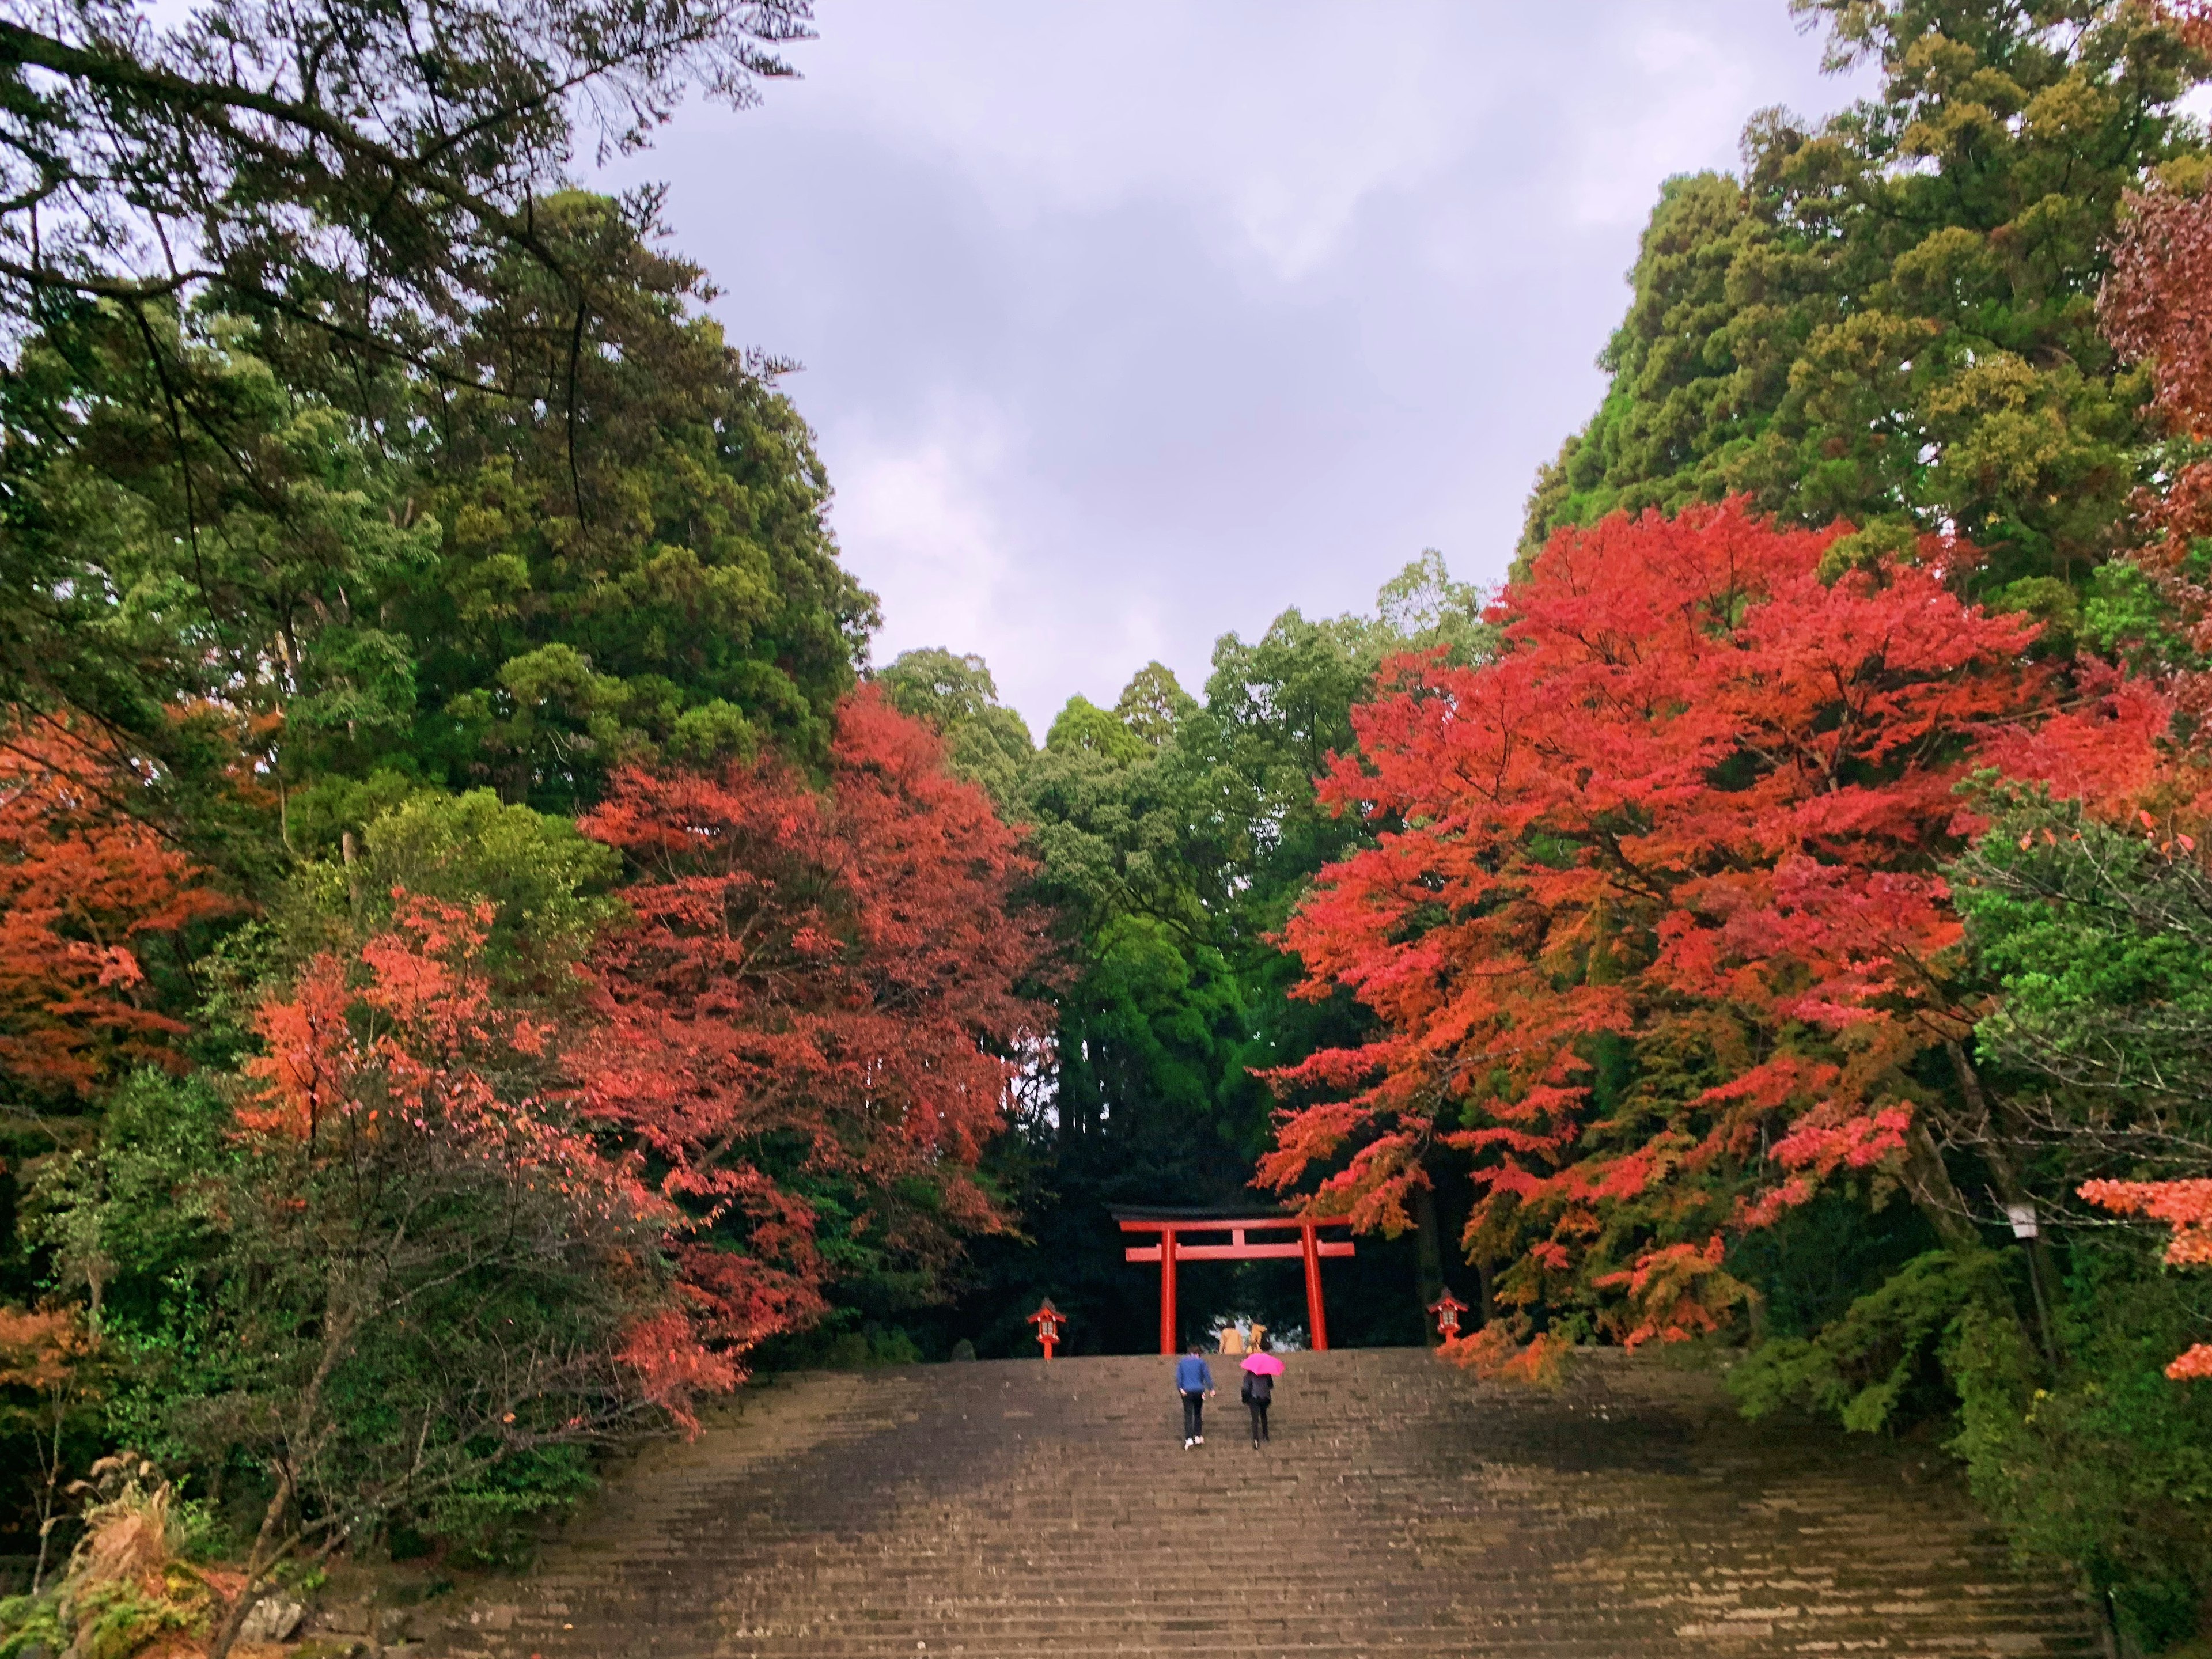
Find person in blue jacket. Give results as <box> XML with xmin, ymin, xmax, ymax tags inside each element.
<box><xmin>1176</xmin><ymin>1343</ymin><xmax>1215</xmax><ymax>1448</ymax></box>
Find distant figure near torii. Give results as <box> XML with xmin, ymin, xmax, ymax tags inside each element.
<box><xmin>1114</xmin><ymin>1207</ymin><xmax>1355</xmax><ymax>1354</ymax></box>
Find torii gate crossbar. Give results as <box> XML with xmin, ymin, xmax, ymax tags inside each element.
<box><xmin>1116</xmin><ymin>1212</ymin><xmax>1355</xmax><ymax>1354</ymax></box>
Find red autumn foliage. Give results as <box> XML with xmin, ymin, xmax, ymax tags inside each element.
<box><xmin>244</xmin><ymin>890</ymin><xmax>724</xmax><ymax>1415</ymax></box>
<box><xmin>2163</xmin><ymin>1</ymin><xmax>2212</xmax><ymax>56</ymax></box>
<box><xmin>2105</xmin><ymin>185</ymin><xmax>2212</xmax><ymax>446</ymax></box>
<box><xmin>0</xmin><ymin>1305</ymin><xmax>93</xmax><ymax>1394</ymax></box>
<box><xmin>2080</xmin><ymin>1179</ymin><xmax>2212</xmax><ymax>1378</ymax></box>
<box><xmin>0</xmin><ymin>717</ymin><xmax>232</xmax><ymax>1096</ymax></box>
<box><xmin>245</xmin><ymin>892</ymin><xmax>563</xmax><ymax>1146</ymax></box>
<box><xmin>1976</xmin><ymin>664</ymin><xmax>2182</xmax><ymax>819</ymax></box>
<box><xmin>1258</xmin><ymin>500</ymin><xmax>2050</xmax><ymax>1353</ymax></box>
<box><xmin>579</xmin><ymin>688</ymin><xmax>1051</xmax><ymax>1361</ymax></box>
<box><xmin>2101</xmin><ymin>147</ymin><xmax>2212</xmax><ymax>721</ymax></box>
<box><xmin>2082</xmin><ymin>90</ymin><xmax>2212</xmax><ymax>1379</ymax></box>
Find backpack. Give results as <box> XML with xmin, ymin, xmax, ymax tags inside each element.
<box><xmin>1241</xmin><ymin>1371</ymin><xmax>1273</xmax><ymax>1404</ymax></box>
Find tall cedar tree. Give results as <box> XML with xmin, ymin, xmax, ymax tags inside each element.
<box><xmin>579</xmin><ymin>690</ymin><xmax>1050</xmax><ymax>1359</ymax></box>
<box><xmin>1524</xmin><ymin>0</ymin><xmax>2209</xmax><ymax>603</ymax></box>
<box><xmin>0</xmin><ymin>196</ymin><xmax>874</xmax><ymax>854</ymax></box>
<box><xmin>411</xmin><ymin>194</ymin><xmax>876</xmax><ymax>810</ymax></box>
<box><xmin>1260</xmin><ymin>501</ymin><xmax>2052</xmax><ymax>1358</ymax></box>
<box><xmin>0</xmin><ymin>0</ymin><xmax>816</xmax><ymax>753</ymax></box>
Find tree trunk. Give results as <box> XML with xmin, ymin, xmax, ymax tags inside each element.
<box><xmin>30</xmin><ymin>1393</ymin><xmax>62</xmax><ymax>1595</ymax></box>
<box><xmin>1900</xmin><ymin>1117</ymin><xmax>1982</xmax><ymax>1253</ymax></box>
<box><xmin>340</xmin><ymin>829</ymin><xmax>363</xmax><ymax>925</ymax></box>
<box><xmin>1946</xmin><ymin>1041</ymin><xmax>2063</xmax><ymax>1370</ymax></box>
<box><xmin>1413</xmin><ymin>1180</ymin><xmax>1446</xmax><ymax>1339</ymax></box>
<box><xmin>206</xmin><ymin>1474</ymin><xmax>292</xmax><ymax>1659</ymax></box>
<box><xmin>1903</xmin><ymin>1053</ymin><xmax>2051</xmax><ymax>1369</ymax></box>
<box><xmin>212</xmin><ymin>1297</ymin><xmax>357</xmax><ymax>1659</ymax></box>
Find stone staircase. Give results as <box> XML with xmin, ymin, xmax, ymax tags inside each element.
<box><xmin>450</xmin><ymin>1347</ymin><xmax>2104</xmax><ymax>1658</ymax></box>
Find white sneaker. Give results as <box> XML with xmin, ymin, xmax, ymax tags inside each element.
<box><xmin>1184</xmin><ymin>1437</ymin><xmax>1194</xmax><ymax>1449</ymax></box>
<box><xmin>1194</xmin><ymin>1436</ymin><xmax>1204</xmax><ymax>1445</ymax></box>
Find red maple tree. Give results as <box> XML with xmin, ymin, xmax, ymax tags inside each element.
<box><xmin>2079</xmin><ymin>1179</ymin><xmax>2212</xmax><ymax>1378</ymax></box>
<box><xmin>1258</xmin><ymin>500</ymin><xmax>2047</xmax><ymax>1357</ymax></box>
<box><xmin>2080</xmin><ymin>65</ymin><xmax>2212</xmax><ymax>1376</ymax></box>
<box><xmin>579</xmin><ymin>688</ymin><xmax>1051</xmax><ymax>1362</ymax></box>
<box><xmin>213</xmin><ymin>889</ymin><xmax>702</xmax><ymax>1657</ymax></box>
<box><xmin>0</xmin><ymin>717</ymin><xmax>232</xmax><ymax>1096</ymax></box>
<box><xmin>2100</xmin><ymin>90</ymin><xmax>2212</xmax><ymax>728</ymax></box>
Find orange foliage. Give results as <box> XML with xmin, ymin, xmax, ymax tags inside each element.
<box><xmin>1443</xmin><ymin>1323</ymin><xmax>1572</xmax><ymax>1387</ymax></box>
<box><xmin>0</xmin><ymin>1305</ymin><xmax>93</xmax><ymax>1391</ymax></box>
<box><xmin>1976</xmin><ymin>665</ymin><xmax>2184</xmax><ymax>818</ymax></box>
<box><xmin>581</xmin><ymin>689</ymin><xmax>1051</xmax><ymax>1357</ymax></box>
<box><xmin>1260</xmin><ymin>501</ymin><xmax>2055</xmax><ymax>1358</ymax></box>
<box><xmin>2162</xmin><ymin>2</ymin><xmax>2212</xmax><ymax>59</ymax></box>
<box><xmin>243</xmin><ymin>892</ymin><xmax>730</xmax><ymax>1412</ymax></box>
<box><xmin>2101</xmin><ymin>143</ymin><xmax>2212</xmax><ymax>724</ymax></box>
<box><xmin>0</xmin><ymin>717</ymin><xmax>232</xmax><ymax>1096</ymax></box>
<box><xmin>241</xmin><ymin>892</ymin><xmax>560</xmax><ymax>1141</ymax></box>
<box><xmin>2081</xmin><ymin>1179</ymin><xmax>2212</xmax><ymax>1379</ymax></box>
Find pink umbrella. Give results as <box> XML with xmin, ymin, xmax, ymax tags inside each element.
<box><xmin>1241</xmin><ymin>1351</ymin><xmax>1285</xmax><ymax>1377</ymax></box>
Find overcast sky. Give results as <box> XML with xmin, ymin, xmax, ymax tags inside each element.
<box><xmin>597</xmin><ymin>3</ymin><xmax>1872</xmax><ymax>734</ymax></box>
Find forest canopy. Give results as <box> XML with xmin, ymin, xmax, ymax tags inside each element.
<box><xmin>8</xmin><ymin>1</ymin><xmax>2212</xmax><ymax>1656</ymax></box>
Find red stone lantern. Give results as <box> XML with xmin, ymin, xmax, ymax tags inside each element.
<box><xmin>1028</xmin><ymin>1297</ymin><xmax>1067</xmax><ymax>1359</ymax></box>
<box><xmin>1426</xmin><ymin>1290</ymin><xmax>1469</xmax><ymax>1343</ymax></box>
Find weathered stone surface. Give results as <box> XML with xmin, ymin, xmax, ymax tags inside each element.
<box><xmin>373</xmin><ymin>1607</ymin><xmax>418</xmax><ymax>1643</ymax></box>
<box><xmin>317</xmin><ymin>1601</ymin><xmax>371</xmax><ymax>1637</ymax></box>
<box><xmin>457</xmin><ymin>1349</ymin><xmax>2103</xmax><ymax>1658</ymax></box>
<box><xmin>239</xmin><ymin>1596</ymin><xmax>305</xmax><ymax>1644</ymax></box>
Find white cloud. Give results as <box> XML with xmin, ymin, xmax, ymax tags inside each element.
<box><xmin>779</xmin><ymin>2</ymin><xmax>1508</xmax><ymax>281</ymax></box>
<box><xmin>830</xmin><ymin>402</ymin><xmax>1016</xmax><ymax>668</ymax></box>
<box><xmin>603</xmin><ymin>1</ymin><xmax>1874</xmax><ymax>732</ymax></box>
<box><xmin>1559</xmin><ymin>20</ymin><xmax>1804</xmax><ymax>228</ymax></box>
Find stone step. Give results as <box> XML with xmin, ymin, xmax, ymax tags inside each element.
<box><xmin>441</xmin><ymin>1348</ymin><xmax>2104</xmax><ymax>1659</ymax></box>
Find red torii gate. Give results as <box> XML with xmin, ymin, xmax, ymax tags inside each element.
<box><xmin>1116</xmin><ymin>1208</ymin><xmax>1355</xmax><ymax>1354</ymax></box>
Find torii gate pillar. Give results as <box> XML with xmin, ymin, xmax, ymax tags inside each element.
<box><xmin>1117</xmin><ymin>1211</ymin><xmax>1355</xmax><ymax>1355</ymax></box>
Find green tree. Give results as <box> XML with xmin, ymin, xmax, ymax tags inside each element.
<box><xmin>406</xmin><ymin>195</ymin><xmax>876</xmax><ymax>810</ymax></box>
<box><xmin>1</xmin><ymin>195</ymin><xmax>877</xmax><ymax>861</ymax></box>
<box><xmin>876</xmin><ymin>648</ymin><xmax>1034</xmax><ymax>809</ymax></box>
<box><xmin>1</xmin><ymin>304</ymin><xmax>434</xmax><ymax>859</ymax></box>
<box><xmin>0</xmin><ymin>0</ymin><xmax>817</xmax><ymax>751</ymax></box>
<box><xmin>881</xmin><ymin>552</ymin><xmax>1490</xmax><ymax>1353</ymax></box>
<box><xmin>1178</xmin><ymin>550</ymin><xmax>1493</xmax><ymax>1202</ymax></box>
<box><xmin>1526</xmin><ymin>0</ymin><xmax>2210</xmax><ymax>599</ymax></box>
<box><xmin>1920</xmin><ymin>791</ymin><xmax>2212</xmax><ymax>1646</ymax></box>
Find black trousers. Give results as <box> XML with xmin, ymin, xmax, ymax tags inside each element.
<box><xmin>1247</xmin><ymin>1399</ymin><xmax>1270</xmax><ymax>1441</ymax></box>
<box><xmin>1181</xmin><ymin>1391</ymin><xmax>1205</xmax><ymax>1439</ymax></box>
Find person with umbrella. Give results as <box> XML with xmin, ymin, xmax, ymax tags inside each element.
<box><xmin>1241</xmin><ymin>1346</ymin><xmax>1284</xmax><ymax>1448</ymax></box>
